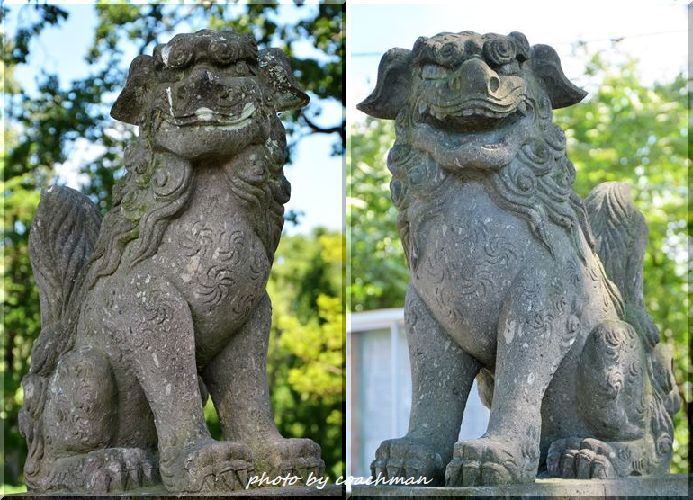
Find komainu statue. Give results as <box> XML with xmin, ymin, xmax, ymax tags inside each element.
<box><xmin>20</xmin><ymin>30</ymin><xmax>324</xmax><ymax>493</ymax></box>
<box><xmin>358</xmin><ymin>31</ymin><xmax>680</xmax><ymax>486</ymax></box>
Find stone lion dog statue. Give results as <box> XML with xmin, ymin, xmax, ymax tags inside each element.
<box><xmin>358</xmin><ymin>30</ymin><xmax>680</xmax><ymax>486</ymax></box>
<box><xmin>20</xmin><ymin>30</ymin><xmax>324</xmax><ymax>493</ymax></box>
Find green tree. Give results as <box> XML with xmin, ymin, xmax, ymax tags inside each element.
<box><xmin>3</xmin><ymin>2</ymin><xmax>344</xmax><ymax>488</ymax></box>
<box><xmin>348</xmin><ymin>53</ymin><xmax>688</xmax><ymax>472</ymax></box>
<box><xmin>268</xmin><ymin>230</ymin><xmax>345</xmax><ymax>479</ymax></box>
<box><xmin>347</xmin><ymin>120</ymin><xmax>407</xmax><ymax>312</ymax></box>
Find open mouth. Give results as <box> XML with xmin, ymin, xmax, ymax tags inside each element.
<box><xmin>169</xmin><ymin>101</ymin><xmax>256</xmax><ymax>128</ymax></box>
<box><xmin>414</xmin><ymin>66</ymin><xmax>528</xmax><ymax>132</ymax></box>
<box><xmin>417</xmin><ymin>98</ymin><xmax>528</xmax><ymax>132</ymax></box>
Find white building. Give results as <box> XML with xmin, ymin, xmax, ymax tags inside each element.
<box><xmin>347</xmin><ymin>308</ymin><xmax>490</xmax><ymax>478</ymax></box>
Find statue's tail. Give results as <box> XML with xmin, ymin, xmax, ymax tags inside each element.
<box><xmin>19</xmin><ymin>185</ymin><xmax>101</xmax><ymax>486</ymax></box>
<box><xmin>585</xmin><ymin>182</ymin><xmax>680</xmax><ymax>467</ymax></box>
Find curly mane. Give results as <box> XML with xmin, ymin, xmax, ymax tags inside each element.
<box><xmin>390</xmin><ymin>95</ymin><xmax>625</xmax><ymax>315</ymax></box>
<box><xmin>84</xmin><ymin>116</ymin><xmax>290</xmax><ymax>291</ymax></box>
<box><xmin>84</xmin><ymin>139</ymin><xmax>195</xmax><ymax>290</ymax></box>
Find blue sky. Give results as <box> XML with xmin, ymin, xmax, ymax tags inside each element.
<box><xmin>5</xmin><ymin>1</ymin><xmax>344</xmax><ymax>236</ymax></box>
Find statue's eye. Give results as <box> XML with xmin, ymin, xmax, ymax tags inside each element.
<box><xmin>167</xmin><ymin>44</ymin><xmax>193</xmax><ymax>69</ymax></box>
<box><xmin>483</xmin><ymin>38</ymin><xmax>516</xmax><ymax>67</ymax></box>
<box><xmin>210</xmin><ymin>39</ymin><xmax>235</xmax><ymax>65</ymax></box>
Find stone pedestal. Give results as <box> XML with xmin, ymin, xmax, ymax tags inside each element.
<box><xmin>351</xmin><ymin>475</ymin><xmax>689</xmax><ymax>498</ymax></box>
<box><xmin>13</xmin><ymin>484</ymin><xmax>344</xmax><ymax>498</ymax></box>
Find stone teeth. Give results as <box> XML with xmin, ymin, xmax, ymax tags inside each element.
<box><xmin>194</xmin><ymin>107</ymin><xmax>214</xmax><ymax>121</ymax></box>
<box><xmin>166</xmin><ymin>87</ymin><xmax>174</xmax><ymax>116</ymax></box>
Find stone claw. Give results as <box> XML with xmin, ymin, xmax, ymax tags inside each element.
<box><xmin>546</xmin><ymin>437</ymin><xmax>618</xmax><ymax>479</ymax></box>
<box><xmin>370</xmin><ymin>437</ymin><xmax>444</xmax><ymax>485</ymax></box>
<box><xmin>48</xmin><ymin>447</ymin><xmax>160</xmax><ymax>493</ymax></box>
<box><xmin>162</xmin><ymin>439</ymin><xmax>253</xmax><ymax>493</ymax></box>
<box><xmin>445</xmin><ymin>437</ymin><xmax>535</xmax><ymax>486</ymax></box>
<box><xmin>254</xmin><ymin>437</ymin><xmax>325</xmax><ymax>484</ymax></box>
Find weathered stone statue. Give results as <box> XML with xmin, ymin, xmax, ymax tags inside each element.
<box><xmin>20</xmin><ymin>30</ymin><xmax>324</xmax><ymax>493</ymax></box>
<box><xmin>358</xmin><ymin>31</ymin><xmax>680</xmax><ymax>487</ymax></box>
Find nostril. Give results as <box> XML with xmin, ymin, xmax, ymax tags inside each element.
<box><xmin>489</xmin><ymin>76</ymin><xmax>500</xmax><ymax>93</ymax></box>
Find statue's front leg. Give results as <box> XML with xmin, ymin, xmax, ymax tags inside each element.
<box><xmin>371</xmin><ymin>285</ymin><xmax>480</xmax><ymax>486</ymax></box>
<box><xmin>446</xmin><ymin>270</ymin><xmax>576</xmax><ymax>487</ymax></box>
<box><xmin>203</xmin><ymin>292</ymin><xmax>324</xmax><ymax>481</ymax></box>
<box><xmin>120</xmin><ymin>278</ymin><xmax>252</xmax><ymax>493</ymax></box>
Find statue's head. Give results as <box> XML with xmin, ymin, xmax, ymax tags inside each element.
<box><xmin>360</xmin><ymin>31</ymin><xmax>593</xmax><ymax>261</ymax></box>
<box><xmin>111</xmin><ymin>30</ymin><xmax>308</xmax><ymax>160</ymax></box>
<box><xmin>358</xmin><ymin>31</ymin><xmax>585</xmax><ymax>135</ymax></box>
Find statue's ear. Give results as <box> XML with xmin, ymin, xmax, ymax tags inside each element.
<box><xmin>111</xmin><ymin>55</ymin><xmax>157</xmax><ymax>125</ymax></box>
<box><xmin>530</xmin><ymin>44</ymin><xmax>587</xmax><ymax>109</ymax></box>
<box><xmin>357</xmin><ymin>48</ymin><xmax>413</xmax><ymax>120</ymax></box>
<box><xmin>259</xmin><ymin>48</ymin><xmax>310</xmax><ymax>112</ymax></box>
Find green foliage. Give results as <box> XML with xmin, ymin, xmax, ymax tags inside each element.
<box><xmin>348</xmin><ymin>53</ymin><xmax>688</xmax><ymax>472</ymax></box>
<box><xmin>3</xmin><ymin>3</ymin><xmax>344</xmax><ymax>486</ymax></box>
<box><xmin>267</xmin><ymin>230</ymin><xmax>345</xmax><ymax>478</ymax></box>
<box><xmin>347</xmin><ymin>120</ymin><xmax>408</xmax><ymax>312</ymax></box>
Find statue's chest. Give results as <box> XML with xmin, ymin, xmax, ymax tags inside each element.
<box><xmin>160</xmin><ymin>173</ymin><xmax>270</xmax><ymax>325</ymax></box>
<box><xmin>170</xmin><ymin>216</ymin><xmax>269</xmax><ymax>310</ymax></box>
<box><xmin>409</xmin><ymin>181</ymin><xmax>530</xmax><ymax>354</ymax></box>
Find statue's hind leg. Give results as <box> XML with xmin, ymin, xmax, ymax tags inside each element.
<box><xmin>371</xmin><ymin>286</ymin><xmax>480</xmax><ymax>486</ymax></box>
<box><xmin>446</xmin><ymin>271</ymin><xmax>577</xmax><ymax>487</ymax></box>
<box><xmin>546</xmin><ymin>320</ymin><xmax>663</xmax><ymax>478</ymax></box>
<box><xmin>35</xmin><ymin>346</ymin><xmax>159</xmax><ymax>492</ymax></box>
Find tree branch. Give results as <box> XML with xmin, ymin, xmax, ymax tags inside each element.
<box><xmin>300</xmin><ymin>111</ymin><xmax>346</xmax><ymax>147</ymax></box>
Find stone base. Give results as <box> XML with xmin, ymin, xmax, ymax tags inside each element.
<box><xmin>13</xmin><ymin>484</ymin><xmax>344</xmax><ymax>498</ymax></box>
<box><xmin>351</xmin><ymin>475</ymin><xmax>689</xmax><ymax>498</ymax></box>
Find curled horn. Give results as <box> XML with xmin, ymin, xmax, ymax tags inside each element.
<box><xmin>530</xmin><ymin>44</ymin><xmax>587</xmax><ymax>109</ymax></box>
<box><xmin>357</xmin><ymin>48</ymin><xmax>413</xmax><ymax>120</ymax></box>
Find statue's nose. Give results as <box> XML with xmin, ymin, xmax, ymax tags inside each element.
<box><xmin>191</xmin><ymin>67</ymin><xmax>214</xmax><ymax>90</ymax></box>
<box><xmin>452</xmin><ymin>57</ymin><xmax>501</xmax><ymax>96</ymax></box>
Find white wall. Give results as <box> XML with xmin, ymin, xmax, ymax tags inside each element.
<box><xmin>348</xmin><ymin>309</ymin><xmax>490</xmax><ymax>478</ymax></box>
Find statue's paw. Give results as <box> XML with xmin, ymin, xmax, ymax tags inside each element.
<box><xmin>163</xmin><ymin>439</ymin><xmax>253</xmax><ymax>493</ymax></box>
<box><xmin>371</xmin><ymin>437</ymin><xmax>444</xmax><ymax>486</ymax></box>
<box><xmin>255</xmin><ymin>437</ymin><xmax>325</xmax><ymax>483</ymax></box>
<box><xmin>547</xmin><ymin>438</ymin><xmax>617</xmax><ymax>479</ymax></box>
<box><xmin>445</xmin><ymin>437</ymin><xmax>535</xmax><ymax>486</ymax></box>
<box><xmin>47</xmin><ymin>447</ymin><xmax>159</xmax><ymax>493</ymax></box>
